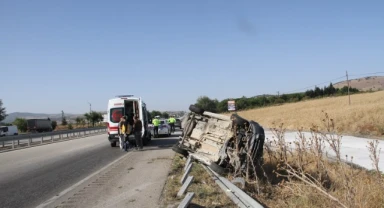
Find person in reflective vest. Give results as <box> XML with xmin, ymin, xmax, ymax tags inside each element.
<box><xmin>152</xmin><ymin>116</ymin><xmax>160</xmax><ymax>138</ymax></box>
<box><xmin>118</xmin><ymin>116</ymin><xmax>127</xmax><ymax>150</ymax></box>
<box><xmin>168</xmin><ymin>115</ymin><xmax>176</xmax><ymax>133</ymax></box>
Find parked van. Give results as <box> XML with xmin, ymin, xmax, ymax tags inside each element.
<box><xmin>0</xmin><ymin>126</ymin><xmax>19</xmax><ymax>137</ymax></box>
<box><xmin>107</xmin><ymin>95</ymin><xmax>152</xmax><ymax>147</ymax></box>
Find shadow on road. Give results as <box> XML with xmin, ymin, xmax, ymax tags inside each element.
<box><xmin>142</xmin><ymin>131</ymin><xmax>180</xmax><ymax>151</ymax></box>
<box><xmin>119</xmin><ymin>131</ymin><xmax>181</xmax><ymax>152</ymax></box>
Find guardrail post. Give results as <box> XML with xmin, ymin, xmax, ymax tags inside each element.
<box><xmin>12</xmin><ymin>140</ymin><xmax>15</xmax><ymax>149</ymax></box>
<box><xmin>178</xmin><ymin>192</ymin><xmax>195</xmax><ymax>208</ymax></box>
<box><xmin>181</xmin><ymin>163</ymin><xmax>193</xmax><ymax>184</ymax></box>
<box><xmin>18</xmin><ymin>139</ymin><xmax>20</xmax><ymax>146</ymax></box>
<box><xmin>177</xmin><ymin>176</ymin><xmax>194</xmax><ymax>197</ymax></box>
<box><xmin>51</xmin><ymin>135</ymin><xmax>53</xmax><ymax>142</ymax></box>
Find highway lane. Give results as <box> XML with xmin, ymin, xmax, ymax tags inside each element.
<box><xmin>1</xmin><ymin>129</ymin><xmax>105</xmax><ymax>150</ymax></box>
<box><xmin>0</xmin><ymin>133</ymin><xmax>127</xmax><ymax>208</ymax></box>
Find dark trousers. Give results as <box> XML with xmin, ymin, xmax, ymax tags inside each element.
<box><xmin>154</xmin><ymin>126</ymin><xmax>159</xmax><ymax>137</ymax></box>
<box><xmin>170</xmin><ymin>123</ymin><xmax>175</xmax><ymax>132</ymax></box>
<box><xmin>135</xmin><ymin>131</ymin><xmax>143</xmax><ymax>149</ymax></box>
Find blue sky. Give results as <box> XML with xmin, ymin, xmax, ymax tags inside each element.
<box><xmin>1</xmin><ymin>0</ymin><xmax>383</xmax><ymax>114</ymax></box>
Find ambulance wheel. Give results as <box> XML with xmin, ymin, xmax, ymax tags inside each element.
<box><xmin>110</xmin><ymin>142</ymin><xmax>116</xmax><ymax>147</ymax></box>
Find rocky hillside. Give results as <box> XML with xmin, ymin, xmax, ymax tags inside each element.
<box><xmin>333</xmin><ymin>76</ymin><xmax>384</xmax><ymax>91</ymax></box>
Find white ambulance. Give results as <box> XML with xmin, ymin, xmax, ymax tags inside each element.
<box><xmin>106</xmin><ymin>95</ymin><xmax>152</xmax><ymax>147</ymax></box>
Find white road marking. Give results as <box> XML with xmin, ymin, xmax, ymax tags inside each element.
<box><xmin>36</xmin><ymin>152</ymin><xmax>131</xmax><ymax>208</ymax></box>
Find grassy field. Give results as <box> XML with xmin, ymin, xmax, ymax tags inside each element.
<box><xmin>228</xmin><ymin>90</ymin><xmax>384</xmax><ymax>138</ymax></box>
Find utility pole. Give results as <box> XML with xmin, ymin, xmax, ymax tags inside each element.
<box><xmin>87</xmin><ymin>102</ymin><xmax>92</xmax><ymax>113</ymax></box>
<box><xmin>87</xmin><ymin>102</ymin><xmax>91</xmax><ymax>128</ymax></box>
<box><xmin>277</xmin><ymin>91</ymin><xmax>280</xmax><ymax>97</ymax></box>
<box><xmin>346</xmin><ymin>71</ymin><xmax>351</xmax><ymax>105</ymax></box>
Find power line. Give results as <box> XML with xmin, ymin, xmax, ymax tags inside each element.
<box><xmin>281</xmin><ymin>72</ymin><xmax>384</xmax><ymax>95</ymax></box>
<box><xmin>348</xmin><ymin>72</ymin><xmax>384</xmax><ymax>78</ymax></box>
<box><xmin>282</xmin><ymin>75</ymin><xmax>346</xmax><ymax>94</ymax></box>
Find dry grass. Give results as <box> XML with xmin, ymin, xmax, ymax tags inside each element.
<box><xmin>241</xmin><ymin>113</ymin><xmax>384</xmax><ymax>208</ymax></box>
<box><xmin>160</xmin><ymin>155</ymin><xmax>236</xmax><ymax>208</ymax></box>
<box><xmin>228</xmin><ymin>90</ymin><xmax>384</xmax><ymax>137</ymax></box>
<box><xmin>54</xmin><ymin>124</ymin><xmax>105</xmax><ymax>131</ymax></box>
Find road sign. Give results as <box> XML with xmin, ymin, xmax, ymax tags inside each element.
<box><xmin>228</xmin><ymin>100</ymin><xmax>236</xmax><ymax>111</ymax></box>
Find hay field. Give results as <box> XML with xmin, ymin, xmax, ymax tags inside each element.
<box><xmin>230</xmin><ymin>91</ymin><xmax>384</xmax><ymax>137</ymax></box>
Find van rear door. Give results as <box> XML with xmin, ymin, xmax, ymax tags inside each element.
<box><xmin>109</xmin><ymin>107</ymin><xmax>124</xmax><ymax>133</ymax></box>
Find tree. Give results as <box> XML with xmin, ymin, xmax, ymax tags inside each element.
<box><xmin>75</xmin><ymin>117</ymin><xmax>82</xmax><ymax>127</ymax></box>
<box><xmin>150</xmin><ymin>110</ymin><xmax>162</xmax><ymax>118</ymax></box>
<box><xmin>62</xmin><ymin>117</ymin><xmax>68</xmax><ymax>126</ymax></box>
<box><xmin>68</xmin><ymin>123</ymin><xmax>74</xmax><ymax>130</ymax></box>
<box><xmin>195</xmin><ymin>96</ymin><xmax>219</xmax><ymax>113</ymax></box>
<box><xmin>0</xmin><ymin>99</ymin><xmax>7</xmax><ymax>122</ymax></box>
<box><xmin>13</xmin><ymin>118</ymin><xmax>27</xmax><ymax>132</ymax></box>
<box><xmin>61</xmin><ymin>110</ymin><xmax>67</xmax><ymax>125</ymax></box>
<box><xmin>51</xmin><ymin>121</ymin><xmax>57</xmax><ymax>130</ymax></box>
<box><xmin>80</xmin><ymin>118</ymin><xmax>86</xmax><ymax>127</ymax></box>
<box><xmin>329</xmin><ymin>83</ymin><xmax>337</xmax><ymax>95</ymax></box>
<box><xmin>162</xmin><ymin>112</ymin><xmax>169</xmax><ymax>119</ymax></box>
<box><xmin>84</xmin><ymin>113</ymin><xmax>91</xmax><ymax>127</ymax></box>
<box><xmin>235</xmin><ymin>97</ymin><xmax>249</xmax><ymax>110</ymax></box>
<box><xmin>314</xmin><ymin>86</ymin><xmax>323</xmax><ymax>97</ymax></box>
<box><xmin>217</xmin><ymin>99</ymin><xmax>229</xmax><ymax>113</ymax></box>
<box><xmin>84</xmin><ymin>111</ymin><xmax>104</xmax><ymax>127</ymax></box>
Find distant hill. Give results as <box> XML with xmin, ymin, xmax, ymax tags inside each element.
<box><xmin>334</xmin><ymin>76</ymin><xmax>384</xmax><ymax>92</ymax></box>
<box><xmin>2</xmin><ymin>112</ymin><xmax>82</xmax><ymax>124</ymax></box>
<box><xmin>2</xmin><ymin>111</ymin><xmax>107</xmax><ymax>124</ymax></box>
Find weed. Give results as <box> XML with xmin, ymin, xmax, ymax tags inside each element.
<box><xmin>160</xmin><ymin>155</ymin><xmax>236</xmax><ymax>207</ymax></box>
<box><xmin>235</xmin><ymin>111</ymin><xmax>384</xmax><ymax>208</ymax></box>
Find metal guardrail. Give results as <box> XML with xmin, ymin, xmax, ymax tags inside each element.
<box><xmin>176</xmin><ymin>155</ymin><xmax>264</xmax><ymax>208</ymax></box>
<box><xmin>203</xmin><ymin>164</ymin><xmax>264</xmax><ymax>208</ymax></box>
<box><xmin>0</xmin><ymin>127</ymin><xmax>107</xmax><ymax>150</ymax></box>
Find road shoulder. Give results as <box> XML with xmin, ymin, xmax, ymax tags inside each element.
<box><xmin>45</xmin><ymin>148</ymin><xmax>175</xmax><ymax>208</ymax></box>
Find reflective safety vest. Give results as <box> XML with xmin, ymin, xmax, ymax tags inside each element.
<box><xmin>119</xmin><ymin>122</ymin><xmax>126</xmax><ymax>134</ymax></box>
<box><xmin>152</xmin><ymin>118</ymin><xmax>160</xmax><ymax>126</ymax></box>
<box><xmin>168</xmin><ymin>118</ymin><xmax>176</xmax><ymax>123</ymax></box>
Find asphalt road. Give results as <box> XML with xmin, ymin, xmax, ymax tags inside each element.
<box><xmin>1</xmin><ymin>129</ymin><xmax>104</xmax><ymax>150</ymax></box>
<box><xmin>0</xmin><ymin>132</ymin><xmax>179</xmax><ymax>208</ymax></box>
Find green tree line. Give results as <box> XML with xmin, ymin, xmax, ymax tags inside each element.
<box><xmin>194</xmin><ymin>83</ymin><xmax>360</xmax><ymax>113</ymax></box>
<box><xmin>149</xmin><ymin>110</ymin><xmax>169</xmax><ymax>119</ymax></box>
